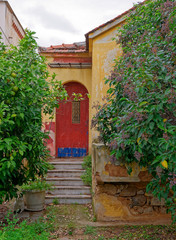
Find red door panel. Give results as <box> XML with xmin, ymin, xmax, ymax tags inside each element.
<box><xmin>56</xmin><ymin>82</ymin><xmax>89</xmax><ymax>157</ymax></box>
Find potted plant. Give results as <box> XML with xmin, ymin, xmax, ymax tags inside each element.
<box><xmin>21</xmin><ymin>178</ymin><xmax>51</xmax><ymax>211</ymax></box>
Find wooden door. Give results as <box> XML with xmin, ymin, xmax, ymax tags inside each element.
<box><xmin>56</xmin><ymin>82</ymin><xmax>89</xmax><ymax>157</ymax></box>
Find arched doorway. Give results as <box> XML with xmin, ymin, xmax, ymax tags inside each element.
<box><xmin>56</xmin><ymin>82</ymin><xmax>89</xmax><ymax>157</ymax></box>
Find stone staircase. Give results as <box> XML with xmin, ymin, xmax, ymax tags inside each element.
<box><xmin>45</xmin><ymin>158</ymin><xmax>92</xmax><ymax>204</ymax></box>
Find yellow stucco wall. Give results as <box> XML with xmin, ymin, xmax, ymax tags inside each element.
<box><xmin>90</xmin><ymin>25</ymin><xmax>123</xmax><ymax>142</ymax></box>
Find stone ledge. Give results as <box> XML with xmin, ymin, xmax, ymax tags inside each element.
<box><xmin>92</xmin><ymin>143</ymin><xmax>140</xmax><ymax>183</ymax></box>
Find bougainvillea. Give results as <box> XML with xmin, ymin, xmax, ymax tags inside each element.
<box><xmin>93</xmin><ymin>0</ymin><xmax>176</xmax><ymax>221</ymax></box>
<box><xmin>0</xmin><ymin>31</ymin><xmax>67</xmax><ymax>202</ymax></box>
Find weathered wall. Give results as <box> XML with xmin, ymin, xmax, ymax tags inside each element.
<box><xmin>0</xmin><ymin>1</ymin><xmax>25</xmax><ymax>46</ymax></box>
<box><xmin>92</xmin><ymin>143</ymin><xmax>171</xmax><ymax>223</ymax></box>
<box><xmin>89</xmin><ymin>25</ymin><xmax>123</xmax><ymax>142</ymax></box>
<box><xmin>94</xmin><ymin>182</ymin><xmax>170</xmax><ymax>223</ymax></box>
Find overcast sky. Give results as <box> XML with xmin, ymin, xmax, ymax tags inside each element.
<box><xmin>8</xmin><ymin>0</ymin><xmax>141</xmax><ymax>47</ymax></box>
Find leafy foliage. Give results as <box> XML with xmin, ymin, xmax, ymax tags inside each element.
<box><xmin>0</xmin><ymin>30</ymin><xmax>67</xmax><ymax>203</ymax></box>
<box><xmin>21</xmin><ymin>178</ymin><xmax>51</xmax><ymax>191</ymax></box>
<box><xmin>93</xmin><ymin>0</ymin><xmax>176</xmax><ymax>221</ymax></box>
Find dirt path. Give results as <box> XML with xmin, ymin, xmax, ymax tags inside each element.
<box><xmin>20</xmin><ymin>204</ymin><xmax>176</xmax><ymax>240</ymax></box>
<box><xmin>1</xmin><ymin>202</ymin><xmax>175</xmax><ymax>239</ymax></box>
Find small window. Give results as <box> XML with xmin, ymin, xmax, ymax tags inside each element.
<box><xmin>72</xmin><ymin>101</ymin><xmax>80</xmax><ymax>124</ymax></box>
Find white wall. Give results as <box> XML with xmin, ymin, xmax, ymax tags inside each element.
<box><xmin>0</xmin><ymin>2</ymin><xmax>8</xmax><ymax>44</ymax></box>
<box><xmin>0</xmin><ymin>1</ymin><xmax>25</xmax><ymax>46</ymax></box>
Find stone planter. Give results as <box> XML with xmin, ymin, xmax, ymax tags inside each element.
<box><xmin>24</xmin><ymin>190</ymin><xmax>45</xmax><ymax>211</ymax></box>
<box><xmin>92</xmin><ymin>143</ymin><xmax>140</xmax><ymax>183</ymax></box>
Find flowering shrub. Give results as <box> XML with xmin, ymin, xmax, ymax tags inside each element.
<box><xmin>93</xmin><ymin>0</ymin><xmax>176</xmax><ymax>221</ymax></box>
<box><xmin>0</xmin><ymin>31</ymin><xmax>67</xmax><ymax>203</ymax></box>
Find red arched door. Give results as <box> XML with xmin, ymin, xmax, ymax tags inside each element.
<box><xmin>56</xmin><ymin>82</ymin><xmax>89</xmax><ymax>157</ymax></box>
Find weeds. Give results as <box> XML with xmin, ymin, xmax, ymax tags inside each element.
<box><xmin>0</xmin><ymin>214</ymin><xmax>50</xmax><ymax>240</ymax></box>
<box><xmin>117</xmin><ymin>225</ymin><xmax>176</xmax><ymax>240</ymax></box>
<box><xmin>67</xmin><ymin>221</ymin><xmax>76</xmax><ymax>235</ymax></box>
<box><xmin>52</xmin><ymin>198</ymin><xmax>59</xmax><ymax>205</ymax></box>
<box><xmin>81</xmin><ymin>155</ymin><xmax>92</xmax><ymax>187</ymax></box>
<box><xmin>84</xmin><ymin>225</ymin><xmax>96</xmax><ymax>235</ymax></box>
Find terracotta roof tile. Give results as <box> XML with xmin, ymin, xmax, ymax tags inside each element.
<box><xmin>39</xmin><ymin>42</ymin><xmax>86</xmax><ymax>53</ymax></box>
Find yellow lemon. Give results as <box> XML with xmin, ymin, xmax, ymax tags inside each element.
<box><xmin>161</xmin><ymin>160</ymin><xmax>168</xmax><ymax>169</ymax></box>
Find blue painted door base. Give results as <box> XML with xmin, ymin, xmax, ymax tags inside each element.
<box><xmin>58</xmin><ymin>148</ymin><xmax>86</xmax><ymax>157</ymax></box>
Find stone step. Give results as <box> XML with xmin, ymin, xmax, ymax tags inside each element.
<box><xmin>49</xmin><ymin>157</ymin><xmax>84</xmax><ymax>162</ymax></box>
<box><xmin>49</xmin><ymin>162</ymin><xmax>83</xmax><ymax>170</ymax></box>
<box><xmin>47</xmin><ymin>169</ymin><xmax>85</xmax><ymax>178</ymax></box>
<box><xmin>47</xmin><ymin>186</ymin><xmax>91</xmax><ymax>195</ymax></box>
<box><xmin>45</xmin><ymin>194</ymin><xmax>92</xmax><ymax>204</ymax></box>
<box><xmin>46</xmin><ymin>157</ymin><xmax>91</xmax><ymax>205</ymax></box>
<box><xmin>46</xmin><ymin>177</ymin><xmax>86</xmax><ymax>186</ymax></box>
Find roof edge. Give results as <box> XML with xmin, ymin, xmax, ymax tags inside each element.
<box><xmin>85</xmin><ymin>0</ymin><xmax>146</xmax><ymax>51</ymax></box>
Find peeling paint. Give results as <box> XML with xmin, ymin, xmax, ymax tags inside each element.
<box><xmin>95</xmin><ymin>30</ymin><xmax>117</xmax><ymax>44</ymax></box>
<box><xmin>96</xmin><ymin>84</ymin><xmax>99</xmax><ymax>98</ymax></box>
<box><xmin>100</xmin><ymin>82</ymin><xmax>103</xmax><ymax>91</ymax></box>
<box><xmin>103</xmin><ymin>48</ymin><xmax>118</xmax><ymax>78</ymax></box>
<box><xmin>43</xmin><ymin>122</ymin><xmax>55</xmax><ymax>157</ymax></box>
<box><xmin>95</xmin><ymin>193</ymin><xmax>131</xmax><ymax>219</ymax></box>
<box><xmin>102</xmin><ymin>170</ymin><xmax>109</xmax><ymax>176</ymax></box>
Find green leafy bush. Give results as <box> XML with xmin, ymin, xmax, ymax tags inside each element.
<box><xmin>93</xmin><ymin>0</ymin><xmax>176</xmax><ymax>221</ymax></box>
<box><xmin>0</xmin><ymin>30</ymin><xmax>67</xmax><ymax>203</ymax></box>
<box><xmin>81</xmin><ymin>155</ymin><xmax>92</xmax><ymax>187</ymax></box>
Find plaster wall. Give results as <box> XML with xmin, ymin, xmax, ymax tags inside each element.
<box><xmin>90</xmin><ymin>25</ymin><xmax>123</xmax><ymax>141</ymax></box>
